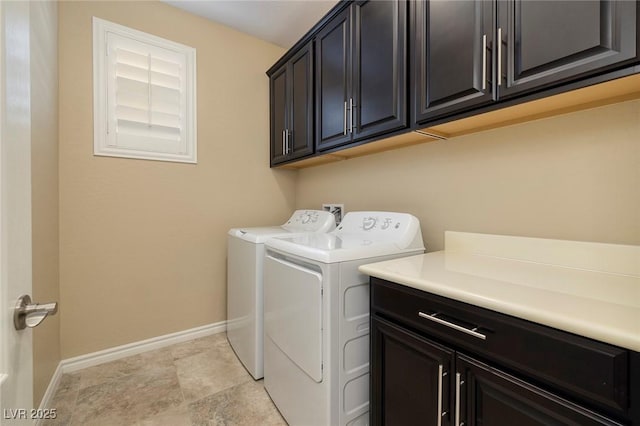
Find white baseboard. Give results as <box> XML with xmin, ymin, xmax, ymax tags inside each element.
<box><xmin>37</xmin><ymin>321</ymin><xmax>226</xmax><ymax>415</ymax></box>
<box><xmin>36</xmin><ymin>363</ymin><xmax>63</xmax><ymax>425</ymax></box>
<box><xmin>62</xmin><ymin>320</ymin><xmax>227</xmax><ymax>373</ymax></box>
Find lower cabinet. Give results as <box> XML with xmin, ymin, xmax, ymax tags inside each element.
<box><xmin>370</xmin><ymin>278</ymin><xmax>638</xmax><ymax>426</ymax></box>
<box><xmin>458</xmin><ymin>355</ymin><xmax>622</xmax><ymax>426</ymax></box>
<box><xmin>371</xmin><ymin>316</ymin><xmax>453</xmax><ymax>425</ymax></box>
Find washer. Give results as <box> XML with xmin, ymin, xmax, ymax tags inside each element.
<box><xmin>263</xmin><ymin>211</ymin><xmax>425</xmax><ymax>425</ymax></box>
<box><xmin>227</xmin><ymin>210</ymin><xmax>335</xmax><ymax>380</ymax></box>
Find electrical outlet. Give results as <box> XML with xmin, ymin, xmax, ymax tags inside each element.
<box><xmin>322</xmin><ymin>203</ymin><xmax>344</xmax><ymax>225</ymax></box>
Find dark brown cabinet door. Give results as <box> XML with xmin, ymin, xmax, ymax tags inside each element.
<box><xmin>352</xmin><ymin>0</ymin><xmax>407</xmax><ymax>141</ymax></box>
<box><xmin>315</xmin><ymin>7</ymin><xmax>351</xmax><ymax>151</ymax></box>
<box><xmin>457</xmin><ymin>354</ymin><xmax>623</xmax><ymax>426</ymax></box>
<box><xmin>498</xmin><ymin>0</ymin><xmax>639</xmax><ymax>98</ymax></box>
<box><xmin>413</xmin><ymin>0</ymin><xmax>495</xmax><ymax>124</ymax></box>
<box><xmin>316</xmin><ymin>1</ymin><xmax>407</xmax><ymax>151</ymax></box>
<box><xmin>270</xmin><ymin>65</ymin><xmax>288</xmax><ymax>165</ymax></box>
<box><xmin>288</xmin><ymin>44</ymin><xmax>314</xmax><ymax>160</ymax></box>
<box><xmin>269</xmin><ymin>43</ymin><xmax>314</xmax><ymax>166</ymax></box>
<box><xmin>371</xmin><ymin>316</ymin><xmax>454</xmax><ymax>426</ymax></box>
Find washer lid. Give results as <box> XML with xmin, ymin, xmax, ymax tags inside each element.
<box><xmin>229</xmin><ymin>226</ymin><xmax>292</xmax><ymax>243</ymax></box>
<box><xmin>265</xmin><ymin>211</ymin><xmax>425</xmax><ymax>263</ymax></box>
<box><xmin>228</xmin><ymin>210</ymin><xmax>336</xmax><ymax>243</ymax></box>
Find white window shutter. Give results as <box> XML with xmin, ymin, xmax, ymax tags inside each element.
<box><xmin>93</xmin><ymin>18</ymin><xmax>196</xmax><ymax>163</ymax></box>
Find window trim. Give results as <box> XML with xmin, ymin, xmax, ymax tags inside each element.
<box><xmin>93</xmin><ymin>17</ymin><xmax>197</xmax><ymax>164</ymax></box>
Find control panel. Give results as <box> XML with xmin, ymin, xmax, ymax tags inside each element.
<box><xmin>283</xmin><ymin>210</ymin><xmax>336</xmax><ymax>232</ymax></box>
<box><xmin>361</xmin><ymin>216</ymin><xmax>400</xmax><ymax>231</ymax></box>
<box><xmin>336</xmin><ymin>212</ymin><xmax>418</xmax><ymax>237</ymax></box>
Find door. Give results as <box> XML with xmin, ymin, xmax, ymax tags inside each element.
<box><xmin>1</xmin><ymin>0</ymin><xmax>34</xmax><ymax>419</ymax></box>
<box><xmin>264</xmin><ymin>254</ymin><xmax>323</xmax><ymax>382</ymax></box>
<box><xmin>371</xmin><ymin>316</ymin><xmax>454</xmax><ymax>426</ymax></box>
<box><xmin>498</xmin><ymin>0</ymin><xmax>638</xmax><ymax>99</ymax></box>
<box><xmin>269</xmin><ymin>43</ymin><xmax>314</xmax><ymax>166</ymax></box>
<box><xmin>413</xmin><ymin>0</ymin><xmax>495</xmax><ymax>124</ymax></box>
<box><xmin>352</xmin><ymin>0</ymin><xmax>407</xmax><ymax>140</ymax></box>
<box><xmin>315</xmin><ymin>7</ymin><xmax>351</xmax><ymax>151</ymax></box>
<box><xmin>269</xmin><ymin>64</ymin><xmax>288</xmax><ymax>165</ymax></box>
<box><xmin>457</xmin><ymin>354</ymin><xmax>622</xmax><ymax>426</ymax></box>
<box><xmin>287</xmin><ymin>43</ymin><xmax>314</xmax><ymax>161</ymax></box>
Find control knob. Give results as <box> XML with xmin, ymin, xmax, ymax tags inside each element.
<box><xmin>362</xmin><ymin>217</ymin><xmax>377</xmax><ymax>231</ymax></box>
<box><xmin>301</xmin><ymin>211</ymin><xmax>317</xmax><ymax>224</ymax></box>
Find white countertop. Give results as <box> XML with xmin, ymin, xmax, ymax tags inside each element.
<box><xmin>359</xmin><ymin>232</ymin><xmax>640</xmax><ymax>352</ymax></box>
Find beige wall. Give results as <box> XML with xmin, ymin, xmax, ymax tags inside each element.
<box><xmin>31</xmin><ymin>0</ymin><xmax>60</xmax><ymax>405</ymax></box>
<box><xmin>296</xmin><ymin>99</ymin><xmax>640</xmax><ymax>250</ymax></box>
<box><xmin>54</xmin><ymin>0</ymin><xmax>639</xmax><ymax>365</ymax></box>
<box><xmin>58</xmin><ymin>1</ymin><xmax>293</xmax><ymax>358</ymax></box>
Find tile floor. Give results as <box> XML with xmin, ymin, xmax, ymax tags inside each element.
<box><xmin>44</xmin><ymin>333</ymin><xmax>287</xmax><ymax>426</ymax></box>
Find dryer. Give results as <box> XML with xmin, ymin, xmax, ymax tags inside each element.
<box><xmin>263</xmin><ymin>212</ymin><xmax>425</xmax><ymax>425</ymax></box>
<box><xmin>227</xmin><ymin>210</ymin><xmax>335</xmax><ymax>380</ymax></box>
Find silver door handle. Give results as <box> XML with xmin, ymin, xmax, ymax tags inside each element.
<box><xmin>282</xmin><ymin>129</ymin><xmax>286</xmax><ymax>155</ymax></box>
<box><xmin>349</xmin><ymin>98</ymin><xmax>355</xmax><ymax>133</ymax></box>
<box><xmin>285</xmin><ymin>129</ymin><xmax>290</xmax><ymax>154</ymax></box>
<box><xmin>437</xmin><ymin>364</ymin><xmax>445</xmax><ymax>426</ymax></box>
<box><xmin>418</xmin><ymin>311</ymin><xmax>486</xmax><ymax>340</ymax></box>
<box><xmin>14</xmin><ymin>294</ymin><xmax>58</xmax><ymax>330</ymax></box>
<box><xmin>497</xmin><ymin>27</ymin><xmax>502</xmax><ymax>87</ymax></box>
<box><xmin>482</xmin><ymin>34</ymin><xmax>487</xmax><ymax>91</ymax></box>
<box><xmin>455</xmin><ymin>372</ymin><xmax>464</xmax><ymax>426</ymax></box>
<box><xmin>343</xmin><ymin>101</ymin><xmax>348</xmax><ymax>135</ymax></box>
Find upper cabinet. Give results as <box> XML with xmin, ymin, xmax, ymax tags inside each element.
<box><xmin>314</xmin><ymin>7</ymin><xmax>351</xmax><ymax>150</ymax></box>
<box><xmin>412</xmin><ymin>0</ymin><xmax>496</xmax><ymax>123</ymax></box>
<box><xmin>499</xmin><ymin>0</ymin><xmax>638</xmax><ymax>99</ymax></box>
<box><xmin>268</xmin><ymin>0</ymin><xmax>640</xmax><ymax>167</ymax></box>
<box><xmin>316</xmin><ymin>1</ymin><xmax>407</xmax><ymax>152</ymax></box>
<box><xmin>269</xmin><ymin>43</ymin><xmax>314</xmax><ymax>166</ymax></box>
<box><xmin>414</xmin><ymin>0</ymin><xmax>639</xmax><ymax>125</ymax></box>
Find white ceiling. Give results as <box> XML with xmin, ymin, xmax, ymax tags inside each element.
<box><xmin>163</xmin><ymin>0</ymin><xmax>338</xmax><ymax>49</ymax></box>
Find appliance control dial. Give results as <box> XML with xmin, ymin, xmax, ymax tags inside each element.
<box><xmin>362</xmin><ymin>217</ymin><xmax>377</xmax><ymax>231</ymax></box>
<box><xmin>300</xmin><ymin>211</ymin><xmax>318</xmax><ymax>224</ymax></box>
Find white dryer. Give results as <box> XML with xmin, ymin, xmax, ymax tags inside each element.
<box><xmin>227</xmin><ymin>210</ymin><xmax>335</xmax><ymax>380</ymax></box>
<box><xmin>263</xmin><ymin>212</ymin><xmax>425</xmax><ymax>425</ymax></box>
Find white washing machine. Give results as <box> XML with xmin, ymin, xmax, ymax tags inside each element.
<box><xmin>227</xmin><ymin>210</ymin><xmax>336</xmax><ymax>380</ymax></box>
<box><xmin>263</xmin><ymin>212</ymin><xmax>425</xmax><ymax>425</ymax></box>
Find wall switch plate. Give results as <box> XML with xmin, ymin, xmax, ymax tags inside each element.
<box><xmin>323</xmin><ymin>203</ymin><xmax>344</xmax><ymax>225</ymax></box>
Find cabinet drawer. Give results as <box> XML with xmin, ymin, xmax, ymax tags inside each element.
<box><xmin>371</xmin><ymin>278</ymin><xmax>630</xmax><ymax>415</ymax></box>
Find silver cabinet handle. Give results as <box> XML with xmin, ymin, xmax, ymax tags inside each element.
<box><xmin>437</xmin><ymin>365</ymin><xmax>444</xmax><ymax>426</ymax></box>
<box><xmin>285</xmin><ymin>129</ymin><xmax>290</xmax><ymax>154</ymax></box>
<box><xmin>497</xmin><ymin>27</ymin><xmax>502</xmax><ymax>87</ymax></box>
<box><xmin>418</xmin><ymin>311</ymin><xmax>487</xmax><ymax>340</ymax></box>
<box><xmin>282</xmin><ymin>129</ymin><xmax>286</xmax><ymax>155</ymax></box>
<box><xmin>455</xmin><ymin>372</ymin><xmax>464</xmax><ymax>426</ymax></box>
<box><xmin>343</xmin><ymin>101</ymin><xmax>348</xmax><ymax>135</ymax></box>
<box><xmin>349</xmin><ymin>98</ymin><xmax>355</xmax><ymax>134</ymax></box>
<box><xmin>482</xmin><ymin>34</ymin><xmax>487</xmax><ymax>91</ymax></box>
